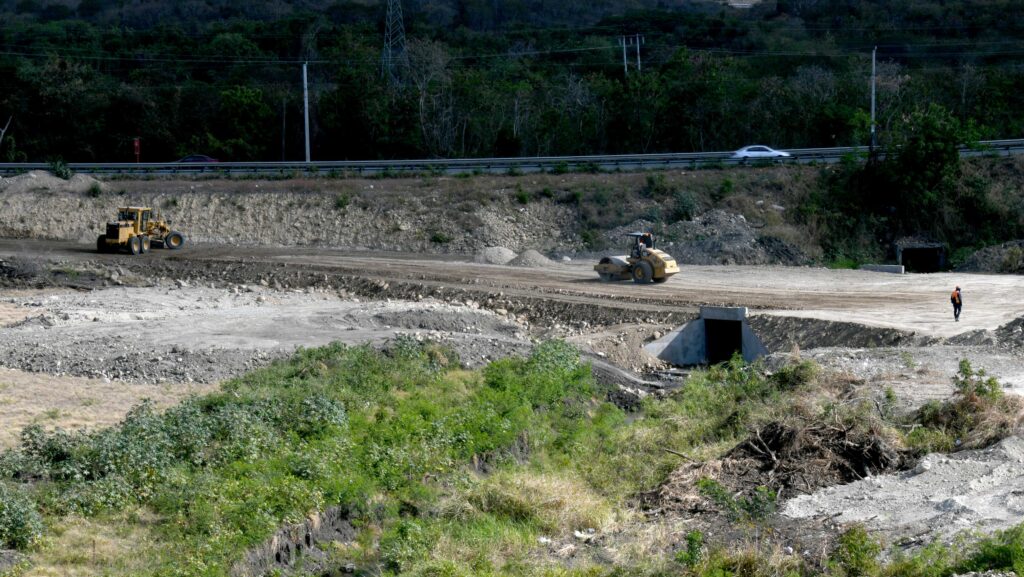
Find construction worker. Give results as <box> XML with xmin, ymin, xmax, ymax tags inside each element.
<box><xmin>951</xmin><ymin>286</ymin><xmax>962</xmax><ymax>322</ymax></box>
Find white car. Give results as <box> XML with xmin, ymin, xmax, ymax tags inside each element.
<box><xmin>731</xmin><ymin>145</ymin><xmax>790</xmax><ymax>159</ymax></box>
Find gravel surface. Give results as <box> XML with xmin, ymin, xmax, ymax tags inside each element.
<box><xmin>0</xmin><ymin>286</ymin><xmax>530</xmax><ymax>383</ymax></box>
<box><xmin>783</xmin><ymin>435</ymin><xmax>1024</xmax><ymax>544</ymax></box>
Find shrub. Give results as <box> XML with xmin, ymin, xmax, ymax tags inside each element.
<box><xmin>828</xmin><ymin>525</ymin><xmax>881</xmax><ymax>577</ymax></box>
<box><xmin>910</xmin><ymin>358</ymin><xmax>1022</xmax><ymax>452</ymax></box>
<box><xmin>712</xmin><ymin>178</ymin><xmax>734</xmax><ymax>203</ymax></box>
<box><xmin>335</xmin><ymin>193</ymin><xmax>351</xmax><ymax>210</ymax></box>
<box><xmin>671</xmin><ymin>189</ymin><xmax>698</xmax><ymax>221</ymax></box>
<box><xmin>380</xmin><ymin>519</ymin><xmax>438</xmax><ymax>572</ymax></box>
<box><xmin>48</xmin><ymin>158</ymin><xmax>72</xmax><ymax>179</ymax></box>
<box><xmin>515</xmin><ymin>188</ymin><xmax>530</xmax><ymax>205</ymax></box>
<box><xmin>0</xmin><ymin>483</ymin><xmax>43</xmax><ymax>550</ymax></box>
<box><xmin>430</xmin><ymin>232</ymin><xmax>452</xmax><ymax>244</ymax></box>
<box><xmin>674</xmin><ymin>530</ymin><xmax>705</xmax><ymax>567</ymax></box>
<box><xmin>771</xmin><ymin>360</ymin><xmax>820</xmax><ymax>390</ymax></box>
<box><xmin>87</xmin><ymin>182</ymin><xmax>102</xmax><ymax>198</ymax></box>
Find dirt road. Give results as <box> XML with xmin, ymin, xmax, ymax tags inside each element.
<box><xmin>2</xmin><ymin>239</ymin><xmax>1022</xmax><ymax>340</ymax></box>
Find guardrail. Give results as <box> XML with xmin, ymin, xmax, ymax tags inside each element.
<box><xmin>2</xmin><ymin>140</ymin><xmax>1022</xmax><ymax>177</ymax></box>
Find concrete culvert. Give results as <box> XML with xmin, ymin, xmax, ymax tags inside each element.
<box><xmin>896</xmin><ymin>239</ymin><xmax>946</xmax><ymax>273</ymax></box>
<box><xmin>644</xmin><ymin>307</ymin><xmax>767</xmax><ymax>366</ymax></box>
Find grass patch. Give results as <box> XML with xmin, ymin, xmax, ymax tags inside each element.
<box><xmin>0</xmin><ymin>343</ymin><xmax>1020</xmax><ymax>576</ymax></box>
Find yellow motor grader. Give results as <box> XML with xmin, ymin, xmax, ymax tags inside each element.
<box><xmin>594</xmin><ymin>232</ymin><xmax>679</xmax><ymax>284</ymax></box>
<box><xmin>96</xmin><ymin>207</ymin><xmax>186</xmax><ymax>255</ymax></box>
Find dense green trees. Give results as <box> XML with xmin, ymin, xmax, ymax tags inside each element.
<box><xmin>2</xmin><ymin>0</ymin><xmax>1024</xmax><ymax>161</ymax></box>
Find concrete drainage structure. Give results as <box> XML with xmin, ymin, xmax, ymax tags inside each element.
<box><xmin>644</xmin><ymin>306</ymin><xmax>768</xmax><ymax>366</ymax></box>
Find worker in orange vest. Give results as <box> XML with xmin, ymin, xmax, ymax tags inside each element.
<box><xmin>950</xmin><ymin>286</ymin><xmax>962</xmax><ymax>322</ymax></box>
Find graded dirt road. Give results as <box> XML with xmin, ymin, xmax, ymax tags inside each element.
<box><xmin>2</xmin><ymin>239</ymin><xmax>1023</xmax><ymax>339</ymax></box>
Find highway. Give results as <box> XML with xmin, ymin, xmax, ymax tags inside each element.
<box><xmin>1</xmin><ymin>140</ymin><xmax>1022</xmax><ymax>177</ymax></box>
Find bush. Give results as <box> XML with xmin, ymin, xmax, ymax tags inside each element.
<box><xmin>48</xmin><ymin>158</ymin><xmax>71</xmax><ymax>180</ymax></box>
<box><xmin>671</xmin><ymin>189</ymin><xmax>697</xmax><ymax>222</ymax></box>
<box><xmin>335</xmin><ymin>193</ymin><xmax>351</xmax><ymax>210</ymax></box>
<box><xmin>828</xmin><ymin>525</ymin><xmax>881</xmax><ymax>577</ymax></box>
<box><xmin>430</xmin><ymin>232</ymin><xmax>452</xmax><ymax>244</ymax></box>
<box><xmin>0</xmin><ymin>483</ymin><xmax>43</xmax><ymax>550</ymax></box>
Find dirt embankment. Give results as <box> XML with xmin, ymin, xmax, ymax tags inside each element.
<box><xmin>0</xmin><ymin>168</ymin><xmax>817</xmax><ymax>263</ymax></box>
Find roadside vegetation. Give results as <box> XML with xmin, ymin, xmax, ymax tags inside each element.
<box><xmin>0</xmin><ymin>340</ymin><xmax>1019</xmax><ymax>576</ymax></box>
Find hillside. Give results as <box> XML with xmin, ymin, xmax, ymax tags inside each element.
<box><xmin>3</xmin><ymin>1</ymin><xmax>1024</xmax><ymax>163</ymax></box>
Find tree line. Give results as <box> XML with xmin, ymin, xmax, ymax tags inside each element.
<box><xmin>2</xmin><ymin>0</ymin><xmax>1024</xmax><ymax>162</ymax></box>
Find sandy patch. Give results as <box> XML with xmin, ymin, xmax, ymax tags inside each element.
<box><xmin>0</xmin><ymin>367</ymin><xmax>214</xmax><ymax>448</ymax></box>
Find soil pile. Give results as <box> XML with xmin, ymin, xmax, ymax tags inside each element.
<box><xmin>508</xmin><ymin>249</ymin><xmax>554</xmax><ymax>268</ymax></box>
<box><xmin>0</xmin><ymin>170</ymin><xmax>105</xmax><ymax>196</ymax></box>
<box><xmin>474</xmin><ymin>246</ymin><xmax>516</xmax><ymax>265</ymax></box>
<box><xmin>650</xmin><ymin>422</ymin><xmax>906</xmax><ymax>514</ymax></box>
<box><xmin>668</xmin><ymin>210</ymin><xmax>810</xmax><ymax>266</ymax></box>
<box><xmin>607</xmin><ymin>211</ymin><xmax>809</xmax><ymax>266</ymax></box>
<box><xmin>996</xmin><ymin>315</ymin><xmax>1024</xmax><ymax>349</ymax></box>
<box><xmin>958</xmin><ymin>240</ymin><xmax>1024</xmax><ymax>273</ymax></box>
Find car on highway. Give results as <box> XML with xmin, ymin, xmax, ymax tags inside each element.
<box><xmin>731</xmin><ymin>145</ymin><xmax>790</xmax><ymax>159</ymax></box>
<box><xmin>176</xmin><ymin>154</ymin><xmax>219</xmax><ymax>163</ymax></box>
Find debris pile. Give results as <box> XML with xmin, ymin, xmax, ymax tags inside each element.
<box><xmin>651</xmin><ymin>422</ymin><xmax>906</xmax><ymax>515</ymax></box>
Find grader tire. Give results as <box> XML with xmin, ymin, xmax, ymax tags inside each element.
<box><xmin>165</xmin><ymin>231</ymin><xmax>185</xmax><ymax>250</ymax></box>
<box><xmin>140</xmin><ymin>236</ymin><xmax>151</xmax><ymax>253</ymax></box>
<box><xmin>129</xmin><ymin>236</ymin><xmax>143</xmax><ymax>256</ymax></box>
<box><xmin>96</xmin><ymin>235</ymin><xmax>107</xmax><ymax>254</ymax></box>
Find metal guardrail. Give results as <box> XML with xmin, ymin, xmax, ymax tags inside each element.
<box><xmin>1</xmin><ymin>140</ymin><xmax>1022</xmax><ymax>177</ymax></box>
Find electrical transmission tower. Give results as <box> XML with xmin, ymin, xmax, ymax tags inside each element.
<box><xmin>381</xmin><ymin>0</ymin><xmax>408</xmax><ymax>86</ymax></box>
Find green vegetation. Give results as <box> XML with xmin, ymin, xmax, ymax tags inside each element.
<box><xmin>908</xmin><ymin>359</ymin><xmax>1023</xmax><ymax>453</ymax></box>
<box><xmin>6</xmin><ymin>1</ymin><xmax>1024</xmax><ymax>164</ymax></box>
<box><xmin>0</xmin><ymin>343</ymin><xmax>1020</xmax><ymax>576</ymax></box>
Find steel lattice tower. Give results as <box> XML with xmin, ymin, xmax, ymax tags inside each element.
<box><xmin>381</xmin><ymin>0</ymin><xmax>407</xmax><ymax>85</ymax></box>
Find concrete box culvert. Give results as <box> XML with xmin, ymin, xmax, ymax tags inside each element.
<box><xmin>644</xmin><ymin>306</ymin><xmax>768</xmax><ymax>366</ymax></box>
<box><xmin>896</xmin><ymin>240</ymin><xmax>947</xmax><ymax>273</ymax></box>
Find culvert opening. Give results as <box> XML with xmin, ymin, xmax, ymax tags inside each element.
<box><xmin>705</xmin><ymin>319</ymin><xmax>743</xmax><ymax>364</ymax></box>
<box><xmin>643</xmin><ymin>306</ymin><xmax>768</xmax><ymax>366</ymax></box>
<box><xmin>900</xmin><ymin>246</ymin><xmax>945</xmax><ymax>273</ymax></box>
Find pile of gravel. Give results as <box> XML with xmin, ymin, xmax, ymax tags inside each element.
<box><xmin>601</xmin><ymin>212</ymin><xmax>809</xmax><ymax>266</ymax></box>
<box><xmin>508</xmin><ymin>249</ymin><xmax>554</xmax><ymax>268</ymax></box>
<box><xmin>474</xmin><ymin>246</ymin><xmax>516</xmax><ymax>265</ymax></box>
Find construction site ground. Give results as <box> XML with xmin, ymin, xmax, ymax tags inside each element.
<box><xmin>1</xmin><ymin>238</ymin><xmax>1024</xmax><ymax>554</ymax></box>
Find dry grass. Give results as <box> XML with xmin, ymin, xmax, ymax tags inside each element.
<box><xmin>26</xmin><ymin>509</ymin><xmax>166</xmax><ymax>577</ymax></box>
<box><xmin>0</xmin><ymin>302</ymin><xmax>33</xmax><ymax>327</ymax></box>
<box><xmin>468</xmin><ymin>470</ymin><xmax>614</xmax><ymax>534</ymax></box>
<box><xmin>0</xmin><ymin>367</ymin><xmax>216</xmax><ymax>448</ymax></box>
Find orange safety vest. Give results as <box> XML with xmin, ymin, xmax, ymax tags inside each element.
<box><xmin>951</xmin><ymin>290</ymin><xmax>961</xmax><ymax>304</ymax></box>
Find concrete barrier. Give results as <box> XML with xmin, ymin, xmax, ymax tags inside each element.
<box><xmin>859</xmin><ymin>264</ymin><xmax>905</xmax><ymax>274</ymax></box>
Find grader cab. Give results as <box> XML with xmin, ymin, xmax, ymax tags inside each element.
<box><xmin>97</xmin><ymin>207</ymin><xmax>185</xmax><ymax>255</ymax></box>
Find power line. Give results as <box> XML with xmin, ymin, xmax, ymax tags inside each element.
<box><xmin>381</xmin><ymin>0</ymin><xmax>407</xmax><ymax>85</ymax></box>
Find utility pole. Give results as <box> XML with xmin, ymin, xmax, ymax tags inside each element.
<box><xmin>303</xmin><ymin>62</ymin><xmax>310</xmax><ymax>163</ymax></box>
<box><xmin>619</xmin><ymin>36</ymin><xmax>628</xmax><ymax>76</ymax></box>
<box><xmin>619</xmin><ymin>34</ymin><xmax>645</xmax><ymax>76</ymax></box>
<box><xmin>381</xmin><ymin>0</ymin><xmax>408</xmax><ymax>86</ymax></box>
<box><xmin>870</xmin><ymin>46</ymin><xmax>877</xmax><ymax>155</ymax></box>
